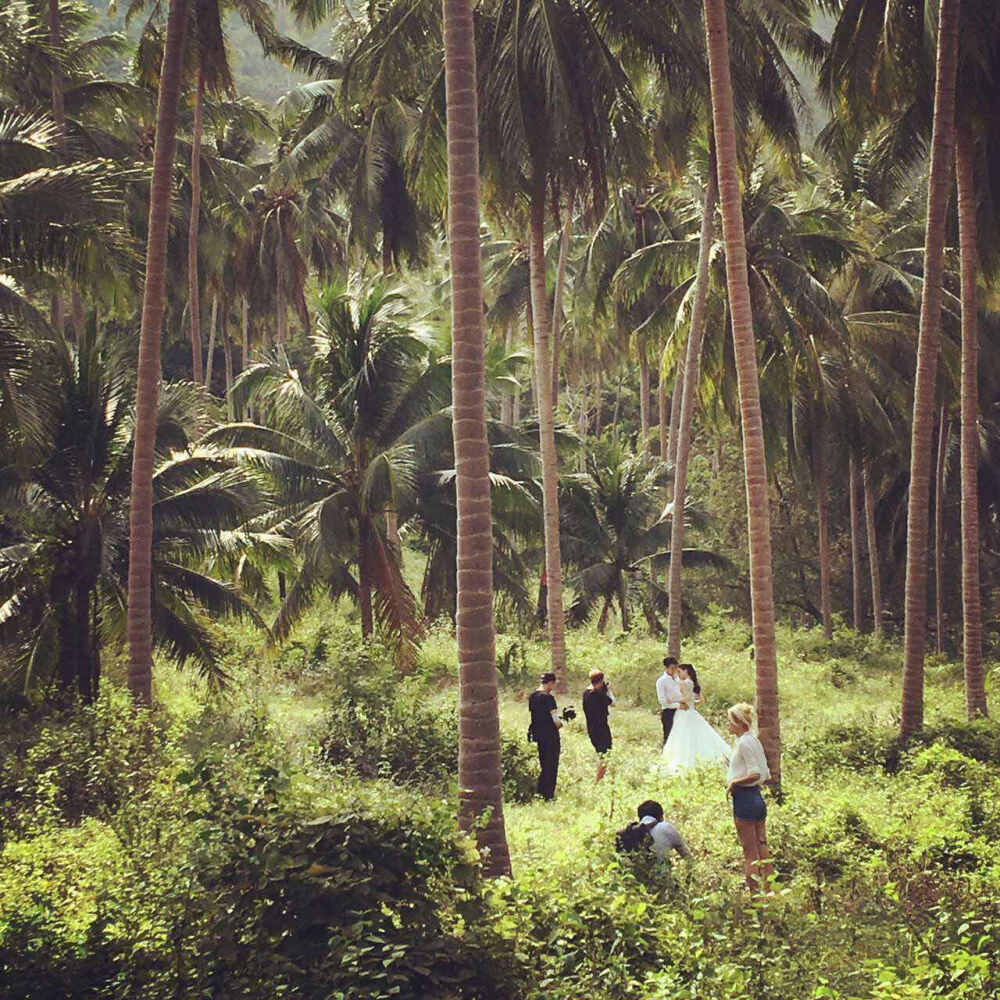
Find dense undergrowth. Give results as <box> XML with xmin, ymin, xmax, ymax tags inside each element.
<box><xmin>2</xmin><ymin>603</ymin><xmax>999</xmax><ymax>999</ymax></box>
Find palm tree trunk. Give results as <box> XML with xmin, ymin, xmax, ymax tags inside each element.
<box><xmin>223</xmin><ymin>305</ymin><xmax>234</xmax><ymax>420</ymax></box>
<box><xmin>934</xmin><ymin>405</ymin><xmax>948</xmax><ymax>655</ymax></box>
<box><xmin>863</xmin><ymin>458</ymin><xmax>883</xmax><ymax>638</ymax></box>
<box><xmin>48</xmin><ymin>0</ymin><xmax>66</xmax><ymax>335</ymax></box>
<box><xmin>849</xmin><ymin>453</ymin><xmax>863</xmax><ymax>631</ymax></box>
<box><xmin>639</xmin><ymin>345</ymin><xmax>650</xmax><ymax>450</ymax></box>
<box><xmin>704</xmin><ymin>0</ymin><xmax>781</xmax><ymax>782</ymax></box>
<box><xmin>276</xmin><ymin>256</ymin><xmax>287</xmax><ymax>346</ymax></box>
<box><xmin>127</xmin><ymin>0</ymin><xmax>191</xmax><ymax>706</ymax></box>
<box><xmin>900</xmin><ymin>0</ymin><xmax>960</xmax><ymax>736</ymax></box>
<box><xmin>666</xmin><ymin>349</ymin><xmax>684</xmax><ymax>468</ymax></box>
<box><xmin>71</xmin><ymin>288</ymin><xmax>84</xmax><ymax>341</ymax></box>
<box><xmin>594</xmin><ymin>367</ymin><xmax>603</xmax><ymax>435</ymax></box>
<box><xmin>816</xmin><ymin>435</ymin><xmax>833</xmax><ymax>640</ymax></box>
<box><xmin>529</xmin><ymin>172</ymin><xmax>568</xmax><ymax>694</ymax></box>
<box><xmin>657</xmin><ymin>352</ymin><xmax>669</xmax><ymax>459</ymax></box>
<box><xmin>443</xmin><ymin>0</ymin><xmax>511</xmax><ymax>878</ymax></box>
<box><xmin>241</xmin><ymin>295</ymin><xmax>249</xmax><ymax>372</ymax></box>
<box><xmin>598</xmin><ymin>595</ymin><xmax>611</xmax><ymax>633</ymax></box>
<box><xmin>502</xmin><ymin>324</ymin><xmax>514</xmax><ymax>424</ymax></box>
<box><xmin>955</xmin><ymin>122</ymin><xmax>987</xmax><ymax>718</ymax></box>
<box><xmin>188</xmin><ymin>67</ymin><xmax>204</xmax><ymax>384</ymax></box>
<box><xmin>666</xmin><ymin>158</ymin><xmax>717</xmax><ymax>659</ymax></box>
<box><xmin>358</xmin><ymin>518</ymin><xmax>374</xmax><ymax>638</ymax></box>
<box><xmin>205</xmin><ymin>293</ymin><xmax>218</xmax><ymax>391</ymax></box>
<box><xmin>551</xmin><ymin>207</ymin><xmax>570</xmax><ymax>405</ymax></box>
<box><xmin>617</xmin><ymin>571</ymin><xmax>630</xmax><ymax>632</ymax></box>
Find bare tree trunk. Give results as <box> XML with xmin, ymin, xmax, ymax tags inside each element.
<box><xmin>639</xmin><ymin>345</ymin><xmax>650</xmax><ymax>450</ymax></box>
<box><xmin>241</xmin><ymin>295</ymin><xmax>249</xmax><ymax>372</ymax></box>
<box><xmin>188</xmin><ymin>68</ymin><xmax>204</xmax><ymax>384</ymax></box>
<box><xmin>48</xmin><ymin>0</ymin><xmax>66</xmax><ymax>335</ymax></box>
<box><xmin>502</xmin><ymin>324</ymin><xmax>514</xmax><ymax>424</ymax></box>
<box><xmin>551</xmin><ymin>207</ymin><xmax>570</xmax><ymax>406</ymax></box>
<box><xmin>594</xmin><ymin>367</ymin><xmax>603</xmax><ymax>435</ymax></box>
<box><xmin>657</xmin><ymin>354</ymin><xmax>669</xmax><ymax>459</ymax></box>
<box><xmin>901</xmin><ymin>0</ymin><xmax>960</xmax><ymax>736</ymax></box>
<box><xmin>704</xmin><ymin>0</ymin><xmax>781</xmax><ymax>783</ymax></box>
<box><xmin>529</xmin><ymin>173</ymin><xmax>568</xmax><ymax>694</ymax></box>
<box><xmin>667</xmin><ymin>348</ymin><xmax>684</xmax><ymax>468</ymax></box>
<box><xmin>849</xmin><ymin>453</ymin><xmax>863</xmax><ymax>630</ymax></box>
<box><xmin>934</xmin><ymin>405</ymin><xmax>948</xmax><ymax>655</ymax></box>
<box><xmin>443</xmin><ymin>0</ymin><xmax>511</xmax><ymax>877</ymax></box>
<box><xmin>204</xmin><ymin>293</ymin><xmax>218</xmax><ymax>391</ymax></box>
<box><xmin>666</xmin><ymin>157</ymin><xmax>717</xmax><ymax>659</ymax></box>
<box><xmin>863</xmin><ymin>459</ymin><xmax>883</xmax><ymax>638</ymax></box>
<box><xmin>223</xmin><ymin>323</ymin><xmax>234</xmax><ymax>420</ymax></box>
<box><xmin>127</xmin><ymin>0</ymin><xmax>192</xmax><ymax>706</ymax></box>
<box><xmin>816</xmin><ymin>435</ymin><xmax>833</xmax><ymax>640</ymax></box>
<box><xmin>955</xmin><ymin>121</ymin><xmax>987</xmax><ymax>718</ymax></box>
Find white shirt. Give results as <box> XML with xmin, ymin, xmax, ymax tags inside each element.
<box><xmin>656</xmin><ymin>671</ymin><xmax>681</xmax><ymax>710</ymax></box>
<box><xmin>727</xmin><ymin>731</ymin><xmax>771</xmax><ymax>787</ymax></box>
<box><xmin>640</xmin><ymin>815</ymin><xmax>691</xmax><ymax>860</ymax></box>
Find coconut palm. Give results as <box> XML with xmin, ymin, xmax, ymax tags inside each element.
<box><xmin>0</xmin><ymin>325</ymin><xmax>266</xmax><ymax>699</ymax></box>
<box><xmin>210</xmin><ymin>281</ymin><xmax>446</xmax><ymax>645</ymax></box>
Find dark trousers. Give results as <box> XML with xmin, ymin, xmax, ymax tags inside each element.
<box><xmin>660</xmin><ymin>708</ymin><xmax>676</xmax><ymax>747</ymax></box>
<box><xmin>536</xmin><ymin>735</ymin><xmax>560</xmax><ymax>800</ymax></box>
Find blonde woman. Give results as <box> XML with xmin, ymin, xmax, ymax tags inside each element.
<box><xmin>726</xmin><ymin>703</ymin><xmax>774</xmax><ymax>891</ymax></box>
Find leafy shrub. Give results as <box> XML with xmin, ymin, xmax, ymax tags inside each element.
<box><xmin>320</xmin><ymin>671</ymin><xmax>537</xmax><ymax>803</ymax></box>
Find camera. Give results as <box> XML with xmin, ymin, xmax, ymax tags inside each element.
<box><xmin>561</xmin><ymin>706</ymin><xmax>577</xmax><ymax>722</ymax></box>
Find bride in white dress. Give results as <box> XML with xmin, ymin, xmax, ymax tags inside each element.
<box><xmin>660</xmin><ymin>664</ymin><xmax>731</xmax><ymax>774</ymax></box>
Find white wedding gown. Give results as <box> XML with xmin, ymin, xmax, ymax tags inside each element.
<box><xmin>660</xmin><ymin>679</ymin><xmax>731</xmax><ymax>774</ymax></box>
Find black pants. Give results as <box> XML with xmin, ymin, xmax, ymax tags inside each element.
<box><xmin>536</xmin><ymin>735</ymin><xmax>560</xmax><ymax>800</ymax></box>
<box><xmin>660</xmin><ymin>708</ymin><xmax>676</xmax><ymax>747</ymax></box>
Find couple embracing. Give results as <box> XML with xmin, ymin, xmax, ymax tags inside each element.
<box><xmin>656</xmin><ymin>656</ymin><xmax>729</xmax><ymax>772</ymax></box>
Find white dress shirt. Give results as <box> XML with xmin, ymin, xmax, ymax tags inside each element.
<box><xmin>656</xmin><ymin>671</ymin><xmax>682</xmax><ymax>710</ymax></box>
<box><xmin>727</xmin><ymin>731</ymin><xmax>771</xmax><ymax>787</ymax></box>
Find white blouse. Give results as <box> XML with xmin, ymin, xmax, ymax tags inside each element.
<box><xmin>727</xmin><ymin>731</ymin><xmax>771</xmax><ymax>787</ymax></box>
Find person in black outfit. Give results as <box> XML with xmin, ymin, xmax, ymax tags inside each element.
<box><xmin>528</xmin><ymin>672</ymin><xmax>562</xmax><ymax>799</ymax></box>
<box><xmin>582</xmin><ymin>669</ymin><xmax>614</xmax><ymax>782</ymax></box>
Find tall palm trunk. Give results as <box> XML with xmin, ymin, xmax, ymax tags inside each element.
<box><xmin>223</xmin><ymin>325</ymin><xmax>234</xmax><ymax>420</ymax></box>
<box><xmin>638</xmin><ymin>345</ymin><xmax>650</xmax><ymax>449</ymax></box>
<box><xmin>443</xmin><ymin>0</ymin><xmax>511</xmax><ymax>877</ymax></box>
<box><xmin>657</xmin><ymin>354</ymin><xmax>669</xmax><ymax>459</ymax></box>
<box><xmin>666</xmin><ymin>349</ymin><xmax>684</xmax><ymax>468</ymax></box>
<box><xmin>849</xmin><ymin>454</ymin><xmax>863</xmax><ymax>630</ymax></box>
<box><xmin>551</xmin><ymin>208</ymin><xmax>570</xmax><ymax>405</ymax></box>
<box><xmin>241</xmin><ymin>295</ymin><xmax>249</xmax><ymax>372</ymax></box>
<box><xmin>358</xmin><ymin>518</ymin><xmax>374</xmax><ymax>638</ymax></box>
<box><xmin>49</xmin><ymin>0</ymin><xmax>66</xmax><ymax>334</ymax></box>
<box><xmin>666</xmin><ymin>160</ymin><xmax>717</xmax><ymax>659</ymax></box>
<box><xmin>205</xmin><ymin>293</ymin><xmax>218</xmax><ymax>390</ymax></box>
<box><xmin>594</xmin><ymin>367</ymin><xmax>603</xmax><ymax>435</ymax></box>
<box><xmin>863</xmin><ymin>459</ymin><xmax>883</xmax><ymax>638</ymax></box>
<box><xmin>816</xmin><ymin>434</ymin><xmax>833</xmax><ymax>640</ymax></box>
<box><xmin>900</xmin><ymin>0</ymin><xmax>960</xmax><ymax>736</ymax></box>
<box><xmin>955</xmin><ymin>122</ymin><xmax>987</xmax><ymax>718</ymax></box>
<box><xmin>188</xmin><ymin>68</ymin><xmax>204</xmax><ymax>384</ymax></box>
<box><xmin>127</xmin><ymin>0</ymin><xmax>192</xmax><ymax>706</ymax></box>
<box><xmin>529</xmin><ymin>173</ymin><xmax>568</xmax><ymax>693</ymax></box>
<box><xmin>934</xmin><ymin>406</ymin><xmax>948</xmax><ymax>655</ymax></box>
<box><xmin>502</xmin><ymin>324</ymin><xmax>514</xmax><ymax>424</ymax></box>
<box><xmin>704</xmin><ymin>0</ymin><xmax>781</xmax><ymax>782</ymax></box>
<box><xmin>276</xmin><ymin>255</ymin><xmax>287</xmax><ymax>345</ymax></box>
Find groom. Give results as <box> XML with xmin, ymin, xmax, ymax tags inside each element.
<box><xmin>656</xmin><ymin>657</ymin><xmax>682</xmax><ymax>747</ymax></box>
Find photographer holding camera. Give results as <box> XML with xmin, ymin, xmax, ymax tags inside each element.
<box><xmin>527</xmin><ymin>672</ymin><xmax>574</xmax><ymax>800</ymax></box>
<box><xmin>582</xmin><ymin>669</ymin><xmax>615</xmax><ymax>783</ymax></box>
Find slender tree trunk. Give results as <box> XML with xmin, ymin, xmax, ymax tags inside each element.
<box><xmin>657</xmin><ymin>353</ymin><xmax>669</xmax><ymax>459</ymax></box>
<box><xmin>816</xmin><ymin>436</ymin><xmax>833</xmax><ymax>640</ymax></box>
<box><xmin>502</xmin><ymin>324</ymin><xmax>514</xmax><ymax>424</ymax></box>
<box><xmin>204</xmin><ymin>293</ymin><xmax>218</xmax><ymax>391</ymax></box>
<box><xmin>639</xmin><ymin>345</ymin><xmax>650</xmax><ymax>450</ymax></box>
<box><xmin>955</xmin><ymin>123</ymin><xmax>987</xmax><ymax>718</ymax></box>
<box><xmin>597</xmin><ymin>595</ymin><xmax>611</xmax><ymax>633</ymax></box>
<box><xmin>443</xmin><ymin>0</ymin><xmax>511</xmax><ymax>877</ymax></box>
<box><xmin>127</xmin><ymin>0</ymin><xmax>191</xmax><ymax>706</ymax></box>
<box><xmin>617</xmin><ymin>571</ymin><xmax>630</xmax><ymax>632</ymax></box>
<box><xmin>863</xmin><ymin>459</ymin><xmax>883</xmax><ymax>638</ymax></box>
<box><xmin>704</xmin><ymin>0</ymin><xmax>781</xmax><ymax>782</ymax></box>
<box><xmin>594</xmin><ymin>367</ymin><xmax>603</xmax><ymax>436</ymax></box>
<box><xmin>223</xmin><ymin>321</ymin><xmax>234</xmax><ymax>420</ymax></box>
<box><xmin>934</xmin><ymin>406</ymin><xmax>948</xmax><ymax>655</ymax></box>
<box><xmin>188</xmin><ymin>68</ymin><xmax>204</xmax><ymax>384</ymax></box>
<box><xmin>529</xmin><ymin>173</ymin><xmax>568</xmax><ymax>694</ymax></box>
<box><xmin>48</xmin><ymin>0</ymin><xmax>66</xmax><ymax>334</ymax></box>
<box><xmin>551</xmin><ymin>207</ymin><xmax>570</xmax><ymax>406</ymax></box>
<box><xmin>849</xmin><ymin>454</ymin><xmax>863</xmax><ymax>631</ymax></box>
<box><xmin>241</xmin><ymin>295</ymin><xmax>249</xmax><ymax>372</ymax></box>
<box><xmin>666</xmin><ymin>159</ymin><xmax>717</xmax><ymax>659</ymax></box>
<box><xmin>276</xmin><ymin>260</ymin><xmax>287</xmax><ymax>346</ymax></box>
<box><xmin>900</xmin><ymin>0</ymin><xmax>960</xmax><ymax>736</ymax></box>
<box><xmin>358</xmin><ymin>519</ymin><xmax>374</xmax><ymax>638</ymax></box>
<box><xmin>667</xmin><ymin>349</ymin><xmax>684</xmax><ymax>468</ymax></box>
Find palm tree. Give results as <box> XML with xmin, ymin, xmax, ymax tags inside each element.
<box><xmin>561</xmin><ymin>443</ymin><xmax>726</xmax><ymax>634</ymax></box>
<box><xmin>899</xmin><ymin>0</ymin><xmax>961</xmax><ymax>735</ymax></box>
<box><xmin>444</xmin><ymin>0</ymin><xmax>511</xmax><ymax>866</ymax></box>
<box><xmin>127</xmin><ymin>0</ymin><xmax>191</xmax><ymax>706</ymax></box>
<box><xmin>212</xmin><ymin>282</ymin><xmax>442</xmax><ymax>645</ymax></box>
<box><xmin>0</xmin><ymin>326</ymin><xmax>266</xmax><ymax>698</ymax></box>
<box><xmin>702</xmin><ymin>0</ymin><xmax>781</xmax><ymax>781</ymax></box>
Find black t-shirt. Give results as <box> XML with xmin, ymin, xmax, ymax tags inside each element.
<box><xmin>582</xmin><ymin>686</ymin><xmax>612</xmax><ymax>743</ymax></box>
<box><xmin>528</xmin><ymin>691</ymin><xmax>558</xmax><ymax>741</ymax></box>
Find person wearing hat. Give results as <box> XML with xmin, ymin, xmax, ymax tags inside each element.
<box><xmin>636</xmin><ymin>800</ymin><xmax>691</xmax><ymax>861</ymax></box>
<box><xmin>528</xmin><ymin>672</ymin><xmax>563</xmax><ymax>800</ymax></box>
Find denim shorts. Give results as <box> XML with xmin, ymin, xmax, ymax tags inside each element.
<box><xmin>732</xmin><ymin>785</ymin><xmax>767</xmax><ymax>822</ymax></box>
